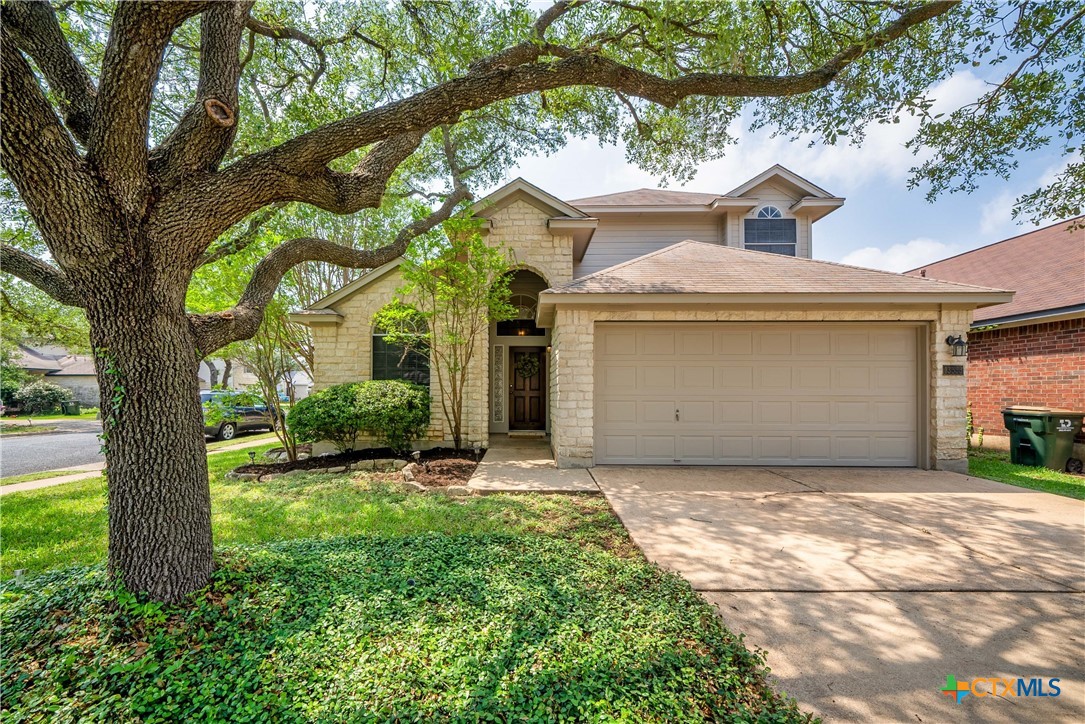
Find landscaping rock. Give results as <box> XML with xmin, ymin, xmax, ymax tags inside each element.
<box><xmin>264</xmin><ymin>447</ymin><xmax>286</xmax><ymax>459</ymax></box>
<box><xmin>400</xmin><ymin>481</ymin><xmax>426</xmax><ymax>493</ymax></box>
<box><xmin>392</xmin><ymin>459</ymin><xmax>409</xmax><ymax>471</ymax></box>
<box><xmin>371</xmin><ymin>458</ymin><xmax>396</xmax><ymax>472</ymax></box>
<box><xmin>443</xmin><ymin>485</ymin><xmax>472</xmax><ymax>496</ymax></box>
<box><xmin>326</xmin><ymin>465</ymin><xmax>347</xmax><ymax>473</ymax></box>
<box><xmin>259</xmin><ymin>473</ymin><xmax>283</xmax><ymax>482</ymax></box>
<box><xmin>350</xmin><ymin>461</ymin><xmax>373</xmax><ymax>472</ymax></box>
<box><xmin>401</xmin><ymin>468</ymin><xmax>415</xmax><ymax>482</ymax></box>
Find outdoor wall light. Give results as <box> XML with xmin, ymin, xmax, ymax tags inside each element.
<box><xmin>945</xmin><ymin>334</ymin><xmax>968</xmax><ymax>357</ymax></box>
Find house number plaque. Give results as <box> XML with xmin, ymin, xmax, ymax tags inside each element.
<box><xmin>942</xmin><ymin>364</ymin><xmax>964</xmax><ymax>376</ymax></box>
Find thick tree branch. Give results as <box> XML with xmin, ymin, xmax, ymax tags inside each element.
<box><xmin>1</xmin><ymin>34</ymin><xmax>98</xmax><ymax>257</ymax></box>
<box><xmin>219</xmin><ymin>1</ymin><xmax>954</xmax><ymax>201</ymax></box>
<box><xmin>0</xmin><ymin>244</ymin><xmax>84</xmax><ymax>307</ymax></box>
<box><xmin>88</xmin><ymin>1</ymin><xmax>207</xmax><ymax>209</ymax></box>
<box><xmin>154</xmin><ymin>131</ymin><xmax>425</xmax><ymax>253</ymax></box>
<box><xmin>189</xmin><ymin>183</ymin><xmax>470</xmax><ymax>355</ymax></box>
<box><xmin>151</xmin><ymin>1</ymin><xmax>254</xmax><ymax>178</ymax></box>
<box><xmin>197</xmin><ymin>203</ymin><xmax>283</xmax><ymax>267</ymax></box>
<box><xmin>1</xmin><ymin>0</ymin><xmax>98</xmax><ymax>145</ymax></box>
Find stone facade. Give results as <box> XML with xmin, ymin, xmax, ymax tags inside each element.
<box><xmin>307</xmin><ymin>197</ymin><xmax>574</xmax><ymax>449</ymax></box>
<box><xmin>549</xmin><ymin>306</ymin><xmax>974</xmax><ymax>472</ymax></box>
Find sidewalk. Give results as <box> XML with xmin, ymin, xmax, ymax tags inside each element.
<box><xmin>466</xmin><ymin>436</ymin><xmax>598</xmax><ymax>494</ymax></box>
<box><xmin>0</xmin><ymin>436</ymin><xmax>277</xmax><ymax>496</ymax></box>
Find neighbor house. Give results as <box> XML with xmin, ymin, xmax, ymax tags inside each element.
<box><xmin>10</xmin><ymin>344</ymin><xmax>99</xmax><ymax>406</ymax></box>
<box><xmin>906</xmin><ymin>218</ymin><xmax>1085</xmax><ymax>455</ymax></box>
<box><xmin>292</xmin><ymin>165</ymin><xmax>1010</xmax><ymax>472</ymax></box>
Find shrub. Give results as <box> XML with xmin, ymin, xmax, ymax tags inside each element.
<box><xmin>287</xmin><ymin>383</ymin><xmax>365</xmax><ymax>452</ymax></box>
<box><xmin>1</xmin><ymin>362</ymin><xmax>30</xmax><ymax>405</ymax></box>
<box><xmin>14</xmin><ymin>379</ymin><xmax>70</xmax><ymax>414</ymax></box>
<box><xmin>356</xmin><ymin>380</ymin><xmax>430</xmax><ymax>452</ymax></box>
<box><xmin>287</xmin><ymin>381</ymin><xmax>430</xmax><ymax>453</ymax></box>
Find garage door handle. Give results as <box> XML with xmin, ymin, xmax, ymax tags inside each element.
<box><xmin>675</xmin><ymin>408</ymin><xmax>680</xmax><ymax>422</ymax></box>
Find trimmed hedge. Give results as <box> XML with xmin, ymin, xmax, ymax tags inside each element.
<box><xmin>288</xmin><ymin>380</ymin><xmax>430</xmax><ymax>453</ymax></box>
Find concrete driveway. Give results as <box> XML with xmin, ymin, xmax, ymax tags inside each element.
<box><xmin>592</xmin><ymin>466</ymin><xmax>1085</xmax><ymax>722</ymax></box>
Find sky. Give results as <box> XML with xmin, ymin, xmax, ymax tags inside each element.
<box><xmin>490</xmin><ymin>69</ymin><xmax>1071</xmax><ymax>273</ymax></box>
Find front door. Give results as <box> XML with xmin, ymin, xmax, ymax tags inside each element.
<box><xmin>510</xmin><ymin>347</ymin><xmax>545</xmax><ymax>430</ymax></box>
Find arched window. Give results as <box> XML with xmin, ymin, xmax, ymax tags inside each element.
<box><xmin>745</xmin><ymin>206</ymin><xmax>796</xmax><ymax>256</ymax></box>
<box><xmin>372</xmin><ymin>307</ymin><xmax>430</xmax><ymax>386</ymax></box>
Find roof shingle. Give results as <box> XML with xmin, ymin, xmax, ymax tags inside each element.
<box><xmin>905</xmin><ymin>218</ymin><xmax>1085</xmax><ymax>322</ymax></box>
<box><xmin>547</xmin><ymin>241</ymin><xmax>1010</xmax><ymax>296</ymax></box>
<box><xmin>568</xmin><ymin>188</ymin><xmax>724</xmax><ymax>206</ymax></box>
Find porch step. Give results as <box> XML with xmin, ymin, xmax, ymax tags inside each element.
<box><xmin>508</xmin><ymin>431</ymin><xmax>547</xmax><ymax>439</ymax></box>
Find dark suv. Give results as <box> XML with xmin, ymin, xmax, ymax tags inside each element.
<box><xmin>200</xmin><ymin>390</ymin><xmax>278</xmax><ymax>440</ymax></box>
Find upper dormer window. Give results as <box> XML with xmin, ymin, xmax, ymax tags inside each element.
<box><xmin>745</xmin><ymin>206</ymin><xmax>796</xmax><ymax>256</ymax></box>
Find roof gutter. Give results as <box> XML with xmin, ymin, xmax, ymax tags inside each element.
<box><xmin>536</xmin><ymin>290</ymin><xmax>1014</xmax><ymax>326</ymax></box>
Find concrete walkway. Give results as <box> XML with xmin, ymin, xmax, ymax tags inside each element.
<box><xmin>594</xmin><ymin>466</ymin><xmax>1085</xmax><ymax>722</ymax></box>
<box><xmin>0</xmin><ymin>435</ymin><xmax>278</xmax><ymax>496</ymax></box>
<box><xmin>467</xmin><ymin>436</ymin><xmax>598</xmax><ymax>494</ymax></box>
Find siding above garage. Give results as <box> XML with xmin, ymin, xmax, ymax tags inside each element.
<box><xmin>574</xmin><ymin>213</ymin><xmax>722</xmax><ymax>278</ymax></box>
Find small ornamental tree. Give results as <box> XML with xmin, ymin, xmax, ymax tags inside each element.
<box><xmin>14</xmin><ymin>379</ymin><xmax>69</xmax><ymax>414</ymax></box>
<box><xmin>374</xmin><ymin>228</ymin><xmax>515</xmax><ymax>450</ymax></box>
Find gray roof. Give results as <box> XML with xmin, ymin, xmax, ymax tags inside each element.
<box><xmin>547</xmin><ymin>241</ymin><xmax>1011</xmax><ymax>296</ymax></box>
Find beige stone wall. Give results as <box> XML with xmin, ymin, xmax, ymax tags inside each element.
<box><xmin>485</xmin><ymin>198</ymin><xmax>573</xmax><ymax>286</ymax></box>
<box><xmin>308</xmin><ymin>268</ymin><xmax>446</xmax><ymax>444</ymax></box>
<box><xmin>309</xmin><ymin>199</ymin><xmax>574</xmax><ymax>448</ymax></box>
<box><xmin>550</xmin><ymin>306</ymin><xmax>975</xmax><ymax>471</ymax></box>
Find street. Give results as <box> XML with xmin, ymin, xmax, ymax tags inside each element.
<box><xmin>0</xmin><ymin>424</ymin><xmax>104</xmax><ymax>477</ymax></box>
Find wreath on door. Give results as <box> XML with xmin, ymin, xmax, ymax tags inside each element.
<box><xmin>514</xmin><ymin>354</ymin><xmax>540</xmax><ymax>379</ymax></box>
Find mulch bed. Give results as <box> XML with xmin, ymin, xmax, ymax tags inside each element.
<box><xmin>235</xmin><ymin>446</ymin><xmax>482</xmax><ymax>486</ymax></box>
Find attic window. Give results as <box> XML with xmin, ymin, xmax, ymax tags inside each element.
<box><xmin>744</xmin><ymin>208</ymin><xmax>797</xmax><ymax>256</ymax></box>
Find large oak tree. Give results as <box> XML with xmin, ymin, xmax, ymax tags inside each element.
<box><xmin>1</xmin><ymin>0</ymin><xmax>1081</xmax><ymax>601</ymax></box>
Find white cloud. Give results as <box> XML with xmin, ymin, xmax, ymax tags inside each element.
<box><xmin>839</xmin><ymin>237</ymin><xmax>960</xmax><ymax>272</ymax></box>
<box><xmin>979</xmin><ymin>191</ymin><xmax>1015</xmax><ymax>236</ymax></box>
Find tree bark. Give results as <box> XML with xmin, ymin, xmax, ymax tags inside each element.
<box><xmin>87</xmin><ymin>280</ymin><xmax>214</xmax><ymax>604</ymax></box>
<box><xmin>205</xmin><ymin>359</ymin><xmax>220</xmax><ymax>387</ymax></box>
<box><xmin>221</xmin><ymin>358</ymin><xmax>233</xmax><ymax>388</ymax></box>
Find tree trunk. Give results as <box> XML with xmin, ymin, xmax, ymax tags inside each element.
<box><xmin>205</xmin><ymin>359</ymin><xmax>220</xmax><ymax>387</ymax></box>
<box><xmin>87</xmin><ymin>291</ymin><xmax>214</xmax><ymax>603</ymax></box>
<box><xmin>221</xmin><ymin>358</ymin><xmax>233</xmax><ymax>388</ymax></box>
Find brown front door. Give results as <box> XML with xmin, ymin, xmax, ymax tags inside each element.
<box><xmin>510</xmin><ymin>348</ymin><xmax>545</xmax><ymax>430</ymax></box>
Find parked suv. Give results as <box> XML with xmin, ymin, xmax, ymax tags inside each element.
<box><xmin>200</xmin><ymin>390</ymin><xmax>278</xmax><ymax>440</ymax></box>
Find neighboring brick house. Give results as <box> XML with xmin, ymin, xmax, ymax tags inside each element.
<box><xmin>907</xmin><ymin>218</ymin><xmax>1085</xmax><ymax>454</ymax></box>
<box><xmin>293</xmin><ymin>166</ymin><xmax>1009</xmax><ymax>472</ymax></box>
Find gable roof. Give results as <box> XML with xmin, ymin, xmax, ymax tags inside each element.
<box><xmin>725</xmin><ymin>164</ymin><xmax>835</xmax><ymax>199</ymax></box>
<box><xmin>472</xmin><ymin>177</ymin><xmax>590</xmax><ymax>219</ymax></box>
<box><xmin>569</xmin><ymin>188</ymin><xmax>723</xmax><ymax>206</ymax></box>
<box><xmin>303</xmin><ymin>258</ymin><xmax>403</xmax><ymax>313</ymax></box>
<box><xmin>543</xmin><ymin>241</ymin><xmax>1010</xmax><ymax>299</ymax></box>
<box><xmin>905</xmin><ymin>217</ymin><xmax>1085</xmax><ymax>324</ymax></box>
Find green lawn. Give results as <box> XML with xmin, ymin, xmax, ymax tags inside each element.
<box><xmin>0</xmin><ymin>469</ymin><xmax>84</xmax><ymax>486</ymax></box>
<box><xmin>969</xmin><ymin>448</ymin><xmax>1085</xmax><ymax>500</ymax></box>
<box><xmin>0</xmin><ymin>445</ymin><xmax>807</xmax><ymax>721</ymax></box>
<box><xmin>3</xmin><ymin>409</ymin><xmax>100</xmax><ymax>421</ymax></box>
<box><xmin>0</xmin><ymin>423</ymin><xmax>57</xmax><ymax>435</ymax></box>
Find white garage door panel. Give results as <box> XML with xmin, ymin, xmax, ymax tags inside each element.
<box><xmin>594</xmin><ymin>324</ymin><xmax>919</xmax><ymax>466</ymax></box>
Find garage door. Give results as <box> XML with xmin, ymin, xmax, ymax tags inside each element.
<box><xmin>594</xmin><ymin>323</ymin><xmax>919</xmax><ymax>466</ymax></box>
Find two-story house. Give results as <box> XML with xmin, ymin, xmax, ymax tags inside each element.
<box><xmin>291</xmin><ymin>165</ymin><xmax>1010</xmax><ymax>472</ymax></box>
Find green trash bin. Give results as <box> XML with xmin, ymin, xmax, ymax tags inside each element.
<box><xmin>1002</xmin><ymin>406</ymin><xmax>1084</xmax><ymax>472</ymax></box>
<box><xmin>61</xmin><ymin>400</ymin><xmax>81</xmax><ymax>416</ymax></box>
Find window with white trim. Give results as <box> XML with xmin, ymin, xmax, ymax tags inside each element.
<box><xmin>744</xmin><ymin>206</ymin><xmax>796</xmax><ymax>256</ymax></box>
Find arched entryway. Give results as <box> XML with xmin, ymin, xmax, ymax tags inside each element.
<box><xmin>489</xmin><ymin>269</ymin><xmax>551</xmax><ymax>435</ymax></box>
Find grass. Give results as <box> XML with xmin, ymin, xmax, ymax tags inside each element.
<box><xmin>0</xmin><ymin>469</ymin><xmax>85</xmax><ymax>486</ymax></box>
<box><xmin>205</xmin><ymin>430</ymin><xmax>279</xmax><ymax>452</ymax></box>
<box><xmin>0</xmin><ymin>444</ymin><xmax>634</xmax><ymax>579</ymax></box>
<box><xmin>3</xmin><ymin>410</ymin><xmax>100</xmax><ymax>421</ymax></box>
<box><xmin>969</xmin><ymin>448</ymin><xmax>1085</xmax><ymax>500</ymax></box>
<box><xmin>0</xmin><ymin>423</ymin><xmax>57</xmax><ymax>435</ymax></box>
<box><xmin>0</xmin><ymin>445</ymin><xmax>807</xmax><ymax>721</ymax></box>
